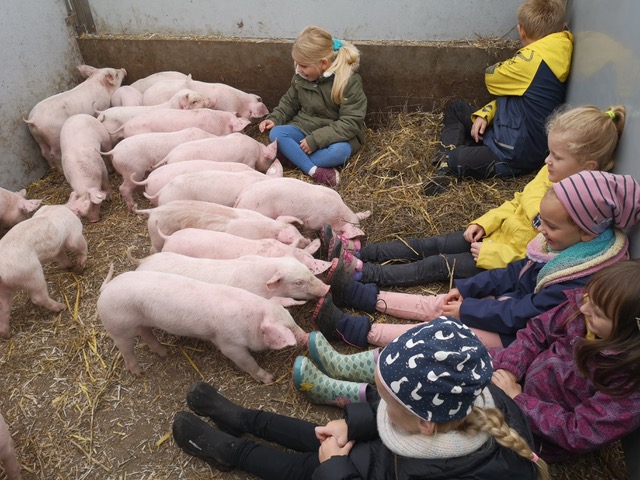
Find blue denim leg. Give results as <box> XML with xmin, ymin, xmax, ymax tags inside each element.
<box><xmin>269</xmin><ymin>125</ymin><xmax>352</xmax><ymax>173</ymax></box>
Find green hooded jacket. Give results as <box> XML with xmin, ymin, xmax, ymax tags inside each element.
<box><xmin>266</xmin><ymin>72</ymin><xmax>367</xmax><ymax>154</ymax></box>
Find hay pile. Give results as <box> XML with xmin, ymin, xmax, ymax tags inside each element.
<box><xmin>0</xmin><ymin>111</ymin><xmax>629</xmax><ymax>479</ymax></box>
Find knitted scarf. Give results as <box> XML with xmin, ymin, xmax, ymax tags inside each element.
<box><xmin>376</xmin><ymin>388</ymin><xmax>495</xmax><ymax>459</ymax></box>
<box><xmin>525</xmin><ymin>228</ymin><xmax>628</xmax><ymax>293</ymax></box>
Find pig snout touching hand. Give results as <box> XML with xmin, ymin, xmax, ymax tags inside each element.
<box><xmin>102</xmin><ymin>127</ymin><xmax>217</xmax><ymax>210</ymax></box>
<box><xmin>0</xmin><ymin>187</ymin><xmax>42</xmax><ymax>228</ymax></box>
<box><xmin>234</xmin><ymin>177</ymin><xmax>371</xmax><ymax>236</ymax></box>
<box><xmin>25</xmin><ymin>65</ymin><xmax>126</xmax><ymax>170</ymax></box>
<box><xmin>156</xmin><ymin>133</ymin><xmax>278</xmax><ymax>173</ymax></box>
<box><xmin>0</xmin><ymin>205</ymin><xmax>88</xmax><ymax>338</ymax></box>
<box><xmin>110</xmin><ymin>85</ymin><xmax>143</xmax><ymax>106</ymax></box>
<box><xmin>147</xmin><ymin>170</ymin><xmax>270</xmax><ymax>207</ymax></box>
<box><xmin>119</xmin><ymin>109</ymin><xmax>250</xmax><ymax>139</ymax></box>
<box><xmin>97</xmin><ymin>270</ymin><xmax>307</xmax><ymax>383</ymax></box>
<box><xmin>183</xmin><ymin>80</ymin><xmax>269</xmax><ymax>120</ymax></box>
<box><xmin>135</xmin><ymin>200</ymin><xmax>310</xmax><ymax>253</ymax></box>
<box><xmin>60</xmin><ymin>114</ymin><xmax>113</xmax><ymax>222</ymax></box>
<box><xmin>0</xmin><ymin>411</ymin><xmax>21</xmax><ymax>480</ymax></box>
<box><xmin>130</xmin><ymin>251</ymin><xmax>330</xmax><ymax>301</ymax></box>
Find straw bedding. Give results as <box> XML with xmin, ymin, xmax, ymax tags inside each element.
<box><xmin>0</xmin><ymin>110</ymin><xmax>628</xmax><ymax>479</ymax></box>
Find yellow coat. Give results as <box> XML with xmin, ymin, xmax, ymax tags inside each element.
<box><xmin>472</xmin><ymin>165</ymin><xmax>552</xmax><ymax>269</ymax></box>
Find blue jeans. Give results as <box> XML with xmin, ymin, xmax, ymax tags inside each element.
<box><xmin>269</xmin><ymin>125</ymin><xmax>351</xmax><ymax>174</ymax></box>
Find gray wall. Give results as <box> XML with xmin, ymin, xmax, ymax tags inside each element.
<box><xmin>89</xmin><ymin>0</ymin><xmax>522</xmax><ymax>41</ymax></box>
<box><xmin>0</xmin><ymin>1</ymin><xmax>84</xmax><ymax>190</ymax></box>
<box><xmin>566</xmin><ymin>1</ymin><xmax>640</xmax><ymax>256</ymax></box>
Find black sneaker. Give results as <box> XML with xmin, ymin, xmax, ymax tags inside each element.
<box><xmin>423</xmin><ymin>175</ymin><xmax>454</xmax><ymax>196</ymax></box>
<box><xmin>172</xmin><ymin>411</ymin><xmax>238</xmax><ymax>472</ymax></box>
<box><xmin>186</xmin><ymin>381</ymin><xmax>250</xmax><ymax>437</ymax></box>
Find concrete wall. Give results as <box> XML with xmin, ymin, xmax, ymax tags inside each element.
<box><xmin>0</xmin><ymin>1</ymin><xmax>84</xmax><ymax>190</ymax></box>
<box><xmin>88</xmin><ymin>0</ymin><xmax>522</xmax><ymax>41</ymax></box>
<box><xmin>565</xmin><ymin>1</ymin><xmax>640</xmax><ymax>256</ymax></box>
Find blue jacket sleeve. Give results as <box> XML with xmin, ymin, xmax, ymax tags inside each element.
<box><xmin>459</xmin><ymin>279</ymin><xmax>589</xmax><ymax>335</ymax></box>
<box><xmin>455</xmin><ymin>259</ymin><xmax>528</xmax><ymax>299</ymax></box>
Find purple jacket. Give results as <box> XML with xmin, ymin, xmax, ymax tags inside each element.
<box><xmin>492</xmin><ymin>288</ymin><xmax>640</xmax><ymax>462</ymax></box>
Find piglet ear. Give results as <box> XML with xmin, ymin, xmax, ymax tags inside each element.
<box><xmin>265</xmin><ymin>272</ymin><xmax>283</xmax><ymax>291</ymax></box>
<box><xmin>17</xmin><ymin>189</ymin><xmax>27</xmax><ymax>197</ymax></box>
<box><xmin>260</xmin><ymin>316</ymin><xmax>297</xmax><ymax>349</ymax></box>
<box><xmin>305</xmin><ymin>239</ymin><xmax>321</xmax><ymax>254</ymax></box>
<box><xmin>77</xmin><ymin>65</ymin><xmax>97</xmax><ymax>78</ymax></box>
<box><xmin>21</xmin><ymin>199</ymin><xmax>42</xmax><ymax>214</ymax></box>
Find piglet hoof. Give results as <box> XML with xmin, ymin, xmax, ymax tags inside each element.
<box><xmin>46</xmin><ymin>301</ymin><xmax>66</xmax><ymax>313</ymax></box>
<box><xmin>0</xmin><ymin>328</ymin><xmax>11</xmax><ymax>340</ymax></box>
<box><xmin>253</xmin><ymin>370</ymin><xmax>274</xmax><ymax>384</ymax></box>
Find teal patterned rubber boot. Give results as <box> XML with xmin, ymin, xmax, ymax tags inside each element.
<box><xmin>293</xmin><ymin>356</ymin><xmax>368</xmax><ymax>408</ymax></box>
<box><xmin>308</xmin><ymin>331</ymin><xmax>378</xmax><ymax>383</ymax></box>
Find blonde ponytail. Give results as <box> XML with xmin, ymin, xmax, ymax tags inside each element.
<box><xmin>292</xmin><ymin>25</ymin><xmax>361</xmax><ymax>104</ymax></box>
<box><xmin>440</xmin><ymin>407</ymin><xmax>549</xmax><ymax>480</ymax></box>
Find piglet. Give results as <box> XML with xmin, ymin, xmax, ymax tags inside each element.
<box><xmin>110</xmin><ymin>86</ymin><xmax>143</xmax><ymax>107</ymax></box>
<box><xmin>143</xmin><ymin>78</ymin><xmax>269</xmax><ymax>120</ymax></box>
<box><xmin>146</xmin><ymin>170</ymin><xmax>271</xmax><ymax>207</ymax></box>
<box><xmin>97</xmin><ymin>268</ymin><xmax>307</xmax><ymax>383</ymax></box>
<box><xmin>134</xmin><ymin>200</ymin><xmax>310</xmax><ymax>253</ymax></box>
<box><xmin>0</xmin><ymin>411</ymin><xmax>21</xmax><ymax>480</ymax></box>
<box><xmin>129</xmin><ymin>71</ymin><xmax>189</xmax><ymax>93</ymax></box>
<box><xmin>117</xmin><ymin>109</ymin><xmax>250</xmax><ymax>139</ymax></box>
<box><xmin>160</xmin><ymin>229</ymin><xmax>331</xmax><ymax>275</ymax></box>
<box><xmin>155</xmin><ymin>133</ymin><xmax>278</xmax><ymax>173</ymax></box>
<box><xmin>235</xmin><ymin>177</ymin><xmax>371</xmax><ymax>238</ymax></box>
<box><xmin>101</xmin><ymin>127</ymin><xmax>218</xmax><ymax>210</ymax></box>
<box><xmin>0</xmin><ymin>205</ymin><xmax>88</xmax><ymax>338</ymax></box>
<box><xmin>60</xmin><ymin>114</ymin><xmax>113</xmax><ymax>222</ymax></box>
<box><xmin>132</xmin><ymin>160</ymin><xmax>283</xmax><ymax>198</ymax></box>
<box><xmin>98</xmin><ymin>89</ymin><xmax>211</xmax><ymax>141</ymax></box>
<box><xmin>25</xmin><ymin>65</ymin><xmax>126</xmax><ymax>170</ymax></box>
<box><xmin>129</xmin><ymin>251</ymin><xmax>329</xmax><ymax>301</ymax></box>
<box><xmin>0</xmin><ymin>187</ymin><xmax>42</xmax><ymax>228</ymax></box>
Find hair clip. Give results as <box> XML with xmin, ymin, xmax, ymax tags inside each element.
<box><xmin>605</xmin><ymin>110</ymin><xmax>616</xmax><ymax>120</ymax></box>
<box><xmin>332</xmin><ymin>38</ymin><xmax>344</xmax><ymax>51</ymax></box>
<box><xmin>531</xmin><ymin>213</ymin><xmax>541</xmax><ymax>229</ymax></box>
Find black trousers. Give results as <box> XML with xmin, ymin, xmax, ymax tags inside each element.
<box><xmin>359</xmin><ymin>230</ymin><xmax>483</xmax><ymax>287</ymax></box>
<box><xmin>232</xmin><ymin>410</ymin><xmax>321</xmax><ymax>480</ymax></box>
<box><xmin>438</xmin><ymin>100</ymin><xmax>502</xmax><ymax>179</ymax></box>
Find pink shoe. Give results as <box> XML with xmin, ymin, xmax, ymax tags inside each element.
<box><xmin>312</xmin><ymin>168</ymin><xmax>339</xmax><ymax>187</ymax></box>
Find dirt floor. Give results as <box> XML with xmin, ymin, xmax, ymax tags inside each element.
<box><xmin>0</xmin><ymin>112</ymin><xmax>630</xmax><ymax>479</ymax></box>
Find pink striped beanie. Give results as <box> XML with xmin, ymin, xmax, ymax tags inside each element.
<box><xmin>553</xmin><ymin>171</ymin><xmax>640</xmax><ymax>236</ymax></box>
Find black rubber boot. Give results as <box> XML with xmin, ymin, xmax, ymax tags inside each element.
<box><xmin>312</xmin><ymin>294</ymin><xmax>371</xmax><ymax>348</ymax></box>
<box><xmin>327</xmin><ymin>258</ymin><xmax>378</xmax><ymax>313</ymax></box>
<box><xmin>187</xmin><ymin>381</ymin><xmax>252</xmax><ymax>437</ymax></box>
<box><xmin>172</xmin><ymin>411</ymin><xmax>239</xmax><ymax>472</ymax></box>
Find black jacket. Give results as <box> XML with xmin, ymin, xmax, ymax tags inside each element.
<box><xmin>312</xmin><ymin>385</ymin><xmax>537</xmax><ymax>480</ymax></box>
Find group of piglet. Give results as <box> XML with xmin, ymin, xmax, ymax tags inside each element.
<box><xmin>0</xmin><ymin>66</ymin><xmax>370</xmax><ymax>478</ymax></box>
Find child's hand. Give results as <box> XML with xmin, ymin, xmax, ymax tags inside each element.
<box><xmin>471</xmin><ymin>117</ymin><xmax>487</xmax><ymax>142</ymax></box>
<box><xmin>442</xmin><ymin>301</ymin><xmax>461</xmax><ymax>319</ymax></box>
<box><xmin>315</xmin><ymin>419</ymin><xmax>349</xmax><ymax>446</ymax></box>
<box><xmin>443</xmin><ymin>288</ymin><xmax>462</xmax><ymax>304</ymax></box>
<box><xmin>491</xmin><ymin>369</ymin><xmax>522</xmax><ymax>398</ymax></box>
<box><xmin>470</xmin><ymin>242</ymin><xmax>483</xmax><ymax>260</ymax></box>
<box><xmin>259</xmin><ymin>119</ymin><xmax>275</xmax><ymax>132</ymax></box>
<box><xmin>299</xmin><ymin>138</ymin><xmax>312</xmax><ymax>154</ymax></box>
<box><xmin>464</xmin><ymin>224</ymin><xmax>485</xmax><ymax>243</ymax></box>
<box><xmin>318</xmin><ymin>436</ymin><xmax>354</xmax><ymax>463</ymax></box>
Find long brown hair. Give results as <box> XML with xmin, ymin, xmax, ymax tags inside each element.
<box><xmin>574</xmin><ymin>259</ymin><xmax>640</xmax><ymax>396</ymax></box>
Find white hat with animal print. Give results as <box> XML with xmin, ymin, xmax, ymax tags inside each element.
<box><xmin>377</xmin><ymin>317</ymin><xmax>493</xmax><ymax>423</ymax></box>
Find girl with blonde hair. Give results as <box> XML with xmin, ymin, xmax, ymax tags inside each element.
<box><xmin>259</xmin><ymin>25</ymin><xmax>367</xmax><ymax>187</ymax></box>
